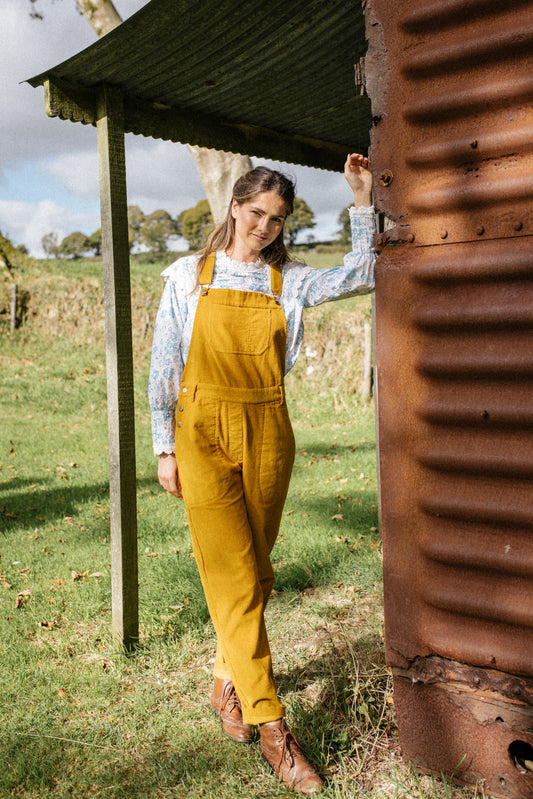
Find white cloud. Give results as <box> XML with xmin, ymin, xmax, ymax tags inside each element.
<box><xmin>0</xmin><ymin>198</ymin><xmax>97</xmax><ymax>257</ymax></box>
<box><xmin>125</xmin><ymin>138</ymin><xmax>205</xmax><ymax>215</ymax></box>
<box><xmin>39</xmin><ymin>151</ymin><xmax>99</xmax><ymax>198</ymax></box>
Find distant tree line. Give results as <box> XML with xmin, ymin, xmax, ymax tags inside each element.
<box><xmin>41</xmin><ymin>196</ymin><xmax>323</xmax><ymax>260</ymax></box>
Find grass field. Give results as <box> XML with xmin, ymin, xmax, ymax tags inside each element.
<box><xmin>0</xmin><ymin>253</ymin><xmax>488</xmax><ymax>797</ymax></box>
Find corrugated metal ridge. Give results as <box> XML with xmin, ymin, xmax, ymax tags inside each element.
<box><xmin>400</xmin><ymin>0</ymin><xmax>533</xmax><ymax>31</ymax></box>
<box><xmin>27</xmin><ymin>0</ymin><xmax>370</xmax><ymax>152</ymax></box>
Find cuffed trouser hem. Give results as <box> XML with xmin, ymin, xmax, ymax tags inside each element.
<box><xmin>241</xmin><ymin>704</ymin><xmax>286</xmax><ymax>726</ymax></box>
<box><xmin>212</xmin><ymin>665</ymin><xmax>232</xmax><ymax>681</ymax></box>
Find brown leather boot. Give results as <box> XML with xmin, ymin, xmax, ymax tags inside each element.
<box><xmin>209</xmin><ymin>678</ymin><xmax>254</xmax><ymax>743</ymax></box>
<box><xmin>260</xmin><ymin>719</ymin><xmax>324</xmax><ymax>794</ymax></box>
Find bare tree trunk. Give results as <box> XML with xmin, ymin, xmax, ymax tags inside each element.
<box><xmin>76</xmin><ymin>0</ymin><xmax>251</xmax><ymax>220</ymax></box>
<box><xmin>187</xmin><ymin>147</ymin><xmax>252</xmax><ymax>224</ymax></box>
<box><xmin>76</xmin><ymin>0</ymin><xmax>122</xmax><ymax>37</ymax></box>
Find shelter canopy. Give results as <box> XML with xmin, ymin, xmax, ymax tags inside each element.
<box><xmin>28</xmin><ymin>0</ymin><xmax>370</xmax><ymax>171</ymax></box>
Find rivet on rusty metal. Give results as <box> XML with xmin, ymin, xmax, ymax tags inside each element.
<box><xmin>440</xmin><ymin>230</ymin><xmax>448</xmax><ymax>239</ymax></box>
<box><xmin>379</xmin><ymin>169</ymin><xmax>394</xmax><ymax>187</ymax></box>
<box><xmin>470</xmin><ymin>140</ymin><xmax>478</xmax><ymax>149</ymax></box>
<box><xmin>476</xmin><ymin>225</ymin><xmax>485</xmax><ymax>235</ymax></box>
<box><xmin>514</xmin><ymin>221</ymin><xmax>523</xmax><ymax>231</ymax></box>
<box><xmin>407</xmin><ymin>233</ymin><xmax>415</xmax><ymax>243</ymax></box>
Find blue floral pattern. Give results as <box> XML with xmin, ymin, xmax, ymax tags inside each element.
<box><xmin>149</xmin><ymin>207</ymin><xmax>376</xmax><ymax>454</ymax></box>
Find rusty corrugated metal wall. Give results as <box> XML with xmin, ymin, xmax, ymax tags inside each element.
<box><xmin>367</xmin><ymin>0</ymin><xmax>533</xmax><ymax>795</ymax></box>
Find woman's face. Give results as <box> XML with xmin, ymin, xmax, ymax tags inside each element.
<box><xmin>231</xmin><ymin>191</ymin><xmax>288</xmax><ymax>259</ymax></box>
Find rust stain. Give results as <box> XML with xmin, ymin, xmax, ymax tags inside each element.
<box><xmin>368</xmin><ymin>0</ymin><xmax>533</xmax><ymax>794</ymax></box>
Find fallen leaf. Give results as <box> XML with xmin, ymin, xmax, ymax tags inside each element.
<box><xmin>71</xmin><ymin>570</ymin><xmax>89</xmax><ymax>581</ymax></box>
<box><xmin>331</xmin><ymin>514</ymin><xmax>345</xmax><ymax>521</ymax></box>
<box><xmin>15</xmin><ymin>590</ymin><xmax>31</xmax><ymax>608</ymax></box>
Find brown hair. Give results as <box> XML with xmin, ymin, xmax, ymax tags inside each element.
<box><xmin>193</xmin><ymin>166</ymin><xmax>295</xmax><ymax>288</ymax></box>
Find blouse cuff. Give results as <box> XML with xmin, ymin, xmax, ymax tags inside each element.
<box><xmin>350</xmin><ymin>205</ymin><xmax>375</xmax><ymax>216</ymax></box>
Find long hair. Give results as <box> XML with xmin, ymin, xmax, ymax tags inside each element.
<box><xmin>193</xmin><ymin>166</ymin><xmax>295</xmax><ymax>288</ymax></box>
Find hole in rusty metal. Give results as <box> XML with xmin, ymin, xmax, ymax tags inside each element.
<box><xmin>496</xmin><ymin>716</ymin><xmax>504</xmax><ymax>723</ymax></box>
<box><xmin>509</xmin><ymin>740</ymin><xmax>533</xmax><ymax>774</ymax></box>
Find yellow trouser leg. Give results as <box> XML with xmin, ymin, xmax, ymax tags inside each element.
<box><xmin>178</xmin><ymin>398</ymin><xmax>294</xmax><ymax>725</ymax></box>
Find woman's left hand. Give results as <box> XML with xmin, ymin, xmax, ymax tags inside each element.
<box><xmin>344</xmin><ymin>153</ymin><xmax>372</xmax><ymax>207</ymax></box>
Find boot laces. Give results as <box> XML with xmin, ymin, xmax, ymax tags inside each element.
<box><xmin>222</xmin><ymin>684</ymin><xmax>242</xmax><ymax>714</ymax></box>
<box><xmin>273</xmin><ymin>724</ymin><xmax>301</xmax><ymax>769</ymax></box>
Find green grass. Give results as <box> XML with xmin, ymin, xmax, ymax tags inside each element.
<box><xmin>0</xmin><ymin>255</ymin><xmax>489</xmax><ymax>798</ymax></box>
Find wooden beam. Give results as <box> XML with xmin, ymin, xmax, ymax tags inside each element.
<box><xmin>96</xmin><ymin>85</ymin><xmax>139</xmax><ymax>651</ymax></box>
<box><xmin>123</xmin><ymin>96</ymin><xmax>365</xmax><ymax>171</ymax></box>
<box><xmin>45</xmin><ymin>78</ymin><xmax>96</xmax><ymax>125</ymax></box>
<box><xmin>42</xmin><ymin>78</ymin><xmax>370</xmax><ymax>169</ymax></box>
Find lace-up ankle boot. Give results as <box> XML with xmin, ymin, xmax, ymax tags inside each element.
<box><xmin>209</xmin><ymin>678</ymin><xmax>254</xmax><ymax>743</ymax></box>
<box><xmin>260</xmin><ymin>718</ymin><xmax>323</xmax><ymax>794</ymax></box>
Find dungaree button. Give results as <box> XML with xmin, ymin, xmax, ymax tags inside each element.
<box><xmin>182</xmin><ymin>387</ymin><xmax>187</xmax><ymax>393</ymax></box>
<box><xmin>177</xmin><ymin>421</ymin><xmax>182</xmax><ymax>428</ymax></box>
<box><xmin>179</xmin><ymin>405</ymin><xmax>184</xmax><ymax>412</ymax></box>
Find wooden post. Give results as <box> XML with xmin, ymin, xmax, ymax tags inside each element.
<box><xmin>361</xmin><ymin>318</ymin><xmax>373</xmax><ymax>400</ymax></box>
<box><xmin>96</xmin><ymin>85</ymin><xmax>138</xmax><ymax>651</ymax></box>
<box><xmin>10</xmin><ymin>284</ymin><xmax>17</xmax><ymax>333</ymax></box>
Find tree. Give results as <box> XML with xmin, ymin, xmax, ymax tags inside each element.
<box><xmin>88</xmin><ymin>228</ymin><xmax>102</xmax><ymax>256</ymax></box>
<box><xmin>178</xmin><ymin>200</ymin><xmax>214</xmax><ymax>251</ymax></box>
<box><xmin>284</xmin><ymin>197</ymin><xmax>315</xmax><ymax>247</ymax></box>
<box><xmin>41</xmin><ymin>231</ymin><xmax>60</xmax><ymax>258</ymax></box>
<box><xmin>139</xmin><ymin>209</ymin><xmax>180</xmax><ymax>259</ymax></box>
<box><xmin>337</xmin><ymin>206</ymin><xmax>351</xmax><ymax>248</ymax></box>
<box><xmin>59</xmin><ymin>231</ymin><xmax>90</xmax><ymax>259</ymax></box>
<box><xmin>30</xmin><ymin>0</ymin><xmax>252</xmax><ymax>222</ymax></box>
<box><xmin>127</xmin><ymin>205</ymin><xmax>145</xmax><ymax>252</ymax></box>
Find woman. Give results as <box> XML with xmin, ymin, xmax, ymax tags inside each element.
<box><xmin>149</xmin><ymin>154</ymin><xmax>375</xmax><ymax>794</ymax></box>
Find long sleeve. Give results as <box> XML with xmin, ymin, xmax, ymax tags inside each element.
<box><xmin>282</xmin><ymin>207</ymin><xmax>375</xmax><ymax>372</ymax></box>
<box><xmin>148</xmin><ymin>277</ymin><xmax>188</xmax><ymax>455</ymax></box>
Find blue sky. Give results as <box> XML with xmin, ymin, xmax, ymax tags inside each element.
<box><xmin>1</xmin><ymin>0</ymin><xmax>350</xmax><ymax>257</ymax></box>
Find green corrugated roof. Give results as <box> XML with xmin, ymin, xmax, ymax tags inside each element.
<box><xmin>28</xmin><ymin>0</ymin><xmax>370</xmax><ymax>171</ymax></box>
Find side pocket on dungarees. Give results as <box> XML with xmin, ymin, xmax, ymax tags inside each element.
<box><xmin>176</xmin><ymin>395</ymin><xmax>231</xmax><ymax>506</ymax></box>
<box><xmin>258</xmin><ymin>402</ymin><xmax>295</xmax><ymax>506</ymax></box>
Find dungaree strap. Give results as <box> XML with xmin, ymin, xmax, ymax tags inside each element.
<box><xmin>199</xmin><ymin>252</ymin><xmax>283</xmax><ymax>297</ymax></box>
<box><xmin>199</xmin><ymin>253</ymin><xmax>216</xmax><ymax>286</ymax></box>
<box><xmin>270</xmin><ymin>264</ymin><xmax>283</xmax><ymax>298</ymax></box>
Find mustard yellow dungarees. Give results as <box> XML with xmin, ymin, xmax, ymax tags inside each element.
<box><xmin>175</xmin><ymin>254</ymin><xmax>295</xmax><ymax>725</ymax></box>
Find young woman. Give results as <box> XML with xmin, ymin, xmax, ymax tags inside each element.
<box><xmin>149</xmin><ymin>154</ymin><xmax>375</xmax><ymax>794</ymax></box>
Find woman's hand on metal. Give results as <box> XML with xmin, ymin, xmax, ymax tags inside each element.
<box><xmin>158</xmin><ymin>452</ymin><xmax>183</xmax><ymax>498</ymax></box>
<box><xmin>344</xmin><ymin>152</ymin><xmax>372</xmax><ymax>207</ymax></box>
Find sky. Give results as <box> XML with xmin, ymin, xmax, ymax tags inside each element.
<box><xmin>1</xmin><ymin>0</ymin><xmax>352</xmax><ymax>257</ymax></box>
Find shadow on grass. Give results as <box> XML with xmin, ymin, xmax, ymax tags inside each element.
<box><xmin>0</xmin><ymin>725</ymin><xmax>266</xmax><ymax>799</ymax></box>
<box><xmin>274</xmin><ymin>631</ymin><xmax>392</xmax><ymax>768</ymax></box>
<box><xmin>0</xmin><ymin>474</ymin><xmax>160</xmax><ymax>535</ymax></box>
